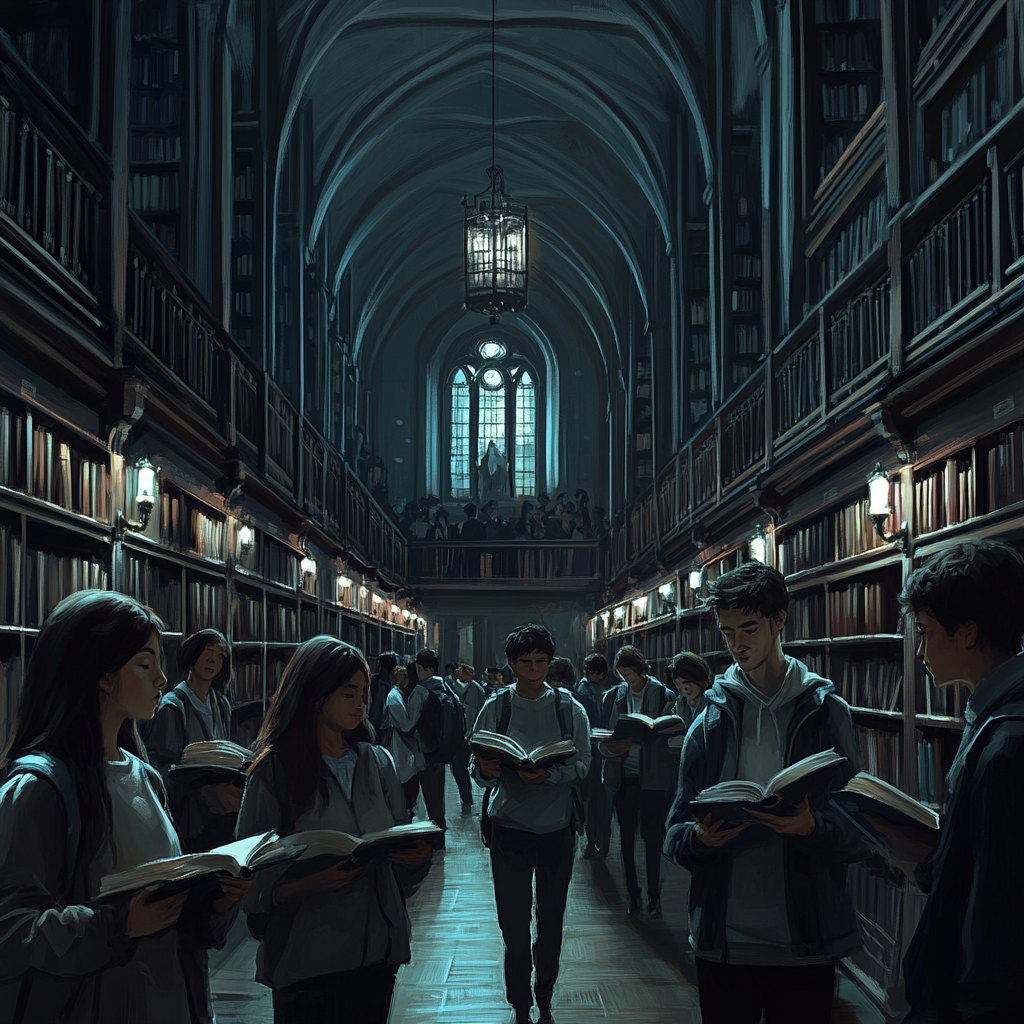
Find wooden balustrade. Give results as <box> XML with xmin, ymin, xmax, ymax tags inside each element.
<box><xmin>693</xmin><ymin>434</ymin><xmax>718</xmax><ymax>508</ymax></box>
<box><xmin>774</xmin><ymin>335</ymin><xmax>821</xmax><ymax>440</ymax></box>
<box><xmin>0</xmin><ymin>93</ymin><xmax>101</xmax><ymax>297</ymax></box>
<box><xmin>828</xmin><ymin>273</ymin><xmax>891</xmax><ymax>397</ymax></box>
<box><xmin>722</xmin><ymin>381</ymin><xmax>765</xmax><ymax>484</ymax></box>
<box><xmin>266</xmin><ymin>383</ymin><xmax>296</xmax><ymax>482</ymax></box>
<box><xmin>408</xmin><ymin>541</ymin><xmax>602</xmax><ymax>584</ymax></box>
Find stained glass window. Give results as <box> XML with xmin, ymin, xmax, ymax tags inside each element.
<box><xmin>515</xmin><ymin>371</ymin><xmax>536</xmax><ymax>497</ymax></box>
<box><xmin>479</xmin><ymin>340</ymin><xmax>506</xmax><ymax>360</ymax></box>
<box><xmin>450</xmin><ymin>369</ymin><xmax>471</xmax><ymax>498</ymax></box>
<box><xmin>478</xmin><ymin>377</ymin><xmax>506</xmax><ymax>463</ymax></box>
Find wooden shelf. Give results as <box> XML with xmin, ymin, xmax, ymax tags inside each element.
<box><xmin>784</xmin><ymin>634</ymin><xmax>903</xmax><ymax>647</ymax></box>
<box><xmin>915</xmin><ymin>714</ymin><xmax>965</xmax><ymax>731</ymax></box>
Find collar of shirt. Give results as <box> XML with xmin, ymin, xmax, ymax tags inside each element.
<box><xmin>964</xmin><ymin>651</ymin><xmax>1024</xmax><ymax>725</ymax></box>
<box><xmin>626</xmin><ymin>682</ymin><xmax>648</xmax><ymax>713</ymax></box>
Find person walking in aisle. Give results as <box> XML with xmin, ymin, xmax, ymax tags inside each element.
<box><xmin>864</xmin><ymin>540</ymin><xmax>1024</xmax><ymax>1023</ymax></box>
<box><xmin>235</xmin><ymin>637</ymin><xmax>433</xmax><ymax>1024</ymax></box>
<box><xmin>573</xmin><ymin>653</ymin><xmax>613</xmax><ymax>859</ymax></box>
<box><xmin>453</xmin><ymin>663</ymin><xmax>486</xmax><ymax>812</ymax></box>
<box><xmin>599</xmin><ymin>646</ymin><xmax>678</xmax><ymax>917</ymax></box>
<box><xmin>0</xmin><ymin>591</ymin><xmax>249</xmax><ymax>1024</ymax></box>
<box><xmin>145</xmin><ymin>628</ymin><xmax>242</xmax><ymax>852</ymax></box>
<box><xmin>664</xmin><ymin>563</ymin><xmax>864</xmax><ymax>1024</ymax></box>
<box><xmin>368</xmin><ymin>651</ymin><xmax>399</xmax><ymax>734</ymax></box>
<box><xmin>669</xmin><ymin>651</ymin><xmax>713</xmax><ymax>731</ymax></box>
<box><xmin>382</xmin><ymin>664</ymin><xmax>424</xmax><ymax>819</ymax></box>
<box><xmin>473</xmin><ymin>624</ymin><xmax>590</xmax><ymax>1024</ymax></box>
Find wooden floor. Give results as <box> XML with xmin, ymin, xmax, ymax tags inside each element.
<box><xmin>211</xmin><ymin>772</ymin><xmax>887</xmax><ymax>1024</ymax></box>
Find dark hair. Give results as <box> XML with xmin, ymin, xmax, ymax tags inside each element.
<box><xmin>583</xmin><ymin>653</ymin><xmax>608</xmax><ymax>676</ymax></box>
<box><xmin>900</xmin><ymin>539</ymin><xmax>1024</xmax><ymax>655</ymax></box>
<box><xmin>391</xmin><ymin>665</ymin><xmax>410</xmax><ymax>689</ymax></box>
<box><xmin>669</xmin><ymin>651</ymin><xmax>711</xmax><ymax>687</ymax></box>
<box><xmin>505</xmin><ymin>622</ymin><xmax>555</xmax><ymax>662</ymax></box>
<box><xmin>1</xmin><ymin>590</ymin><xmax>165</xmax><ymax>881</ymax></box>
<box><xmin>376</xmin><ymin>651</ymin><xmax>399</xmax><ymax>678</ymax></box>
<box><xmin>463</xmin><ymin>503</ymin><xmax>477</xmax><ymax>518</ymax></box>
<box><xmin>249</xmin><ymin>637</ymin><xmax>373</xmax><ymax>833</ymax></box>
<box><xmin>546</xmin><ymin>657</ymin><xmax>576</xmax><ymax>687</ymax></box>
<box><xmin>415</xmin><ymin>648</ymin><xmax>440</xmax><ymax>672</ymax></box>
<box><xmin>444</xmin><ymin>663</ymin><xmax>456</xmax><ymax>674</ymax></box>
<box><xmin>706</xmin><ymin>563</ymin><xmax>790</xmax><ymax>620</ymax></box>
<box><xmin>614</xmin><ymin>645</ymin><xmax>647</xmax><ymax>675</ymax></box>
<box><xmin>457</xmin><ymin>662</ymin><xmax>474</xmax><ymax>676</ymax></box>
<box><xmin>179</xmin><ymin>628</ymin><xmax>232</xmax><ymax>690</ymax></box>
<box><xmin>485</xmin><ymin>665</ymin><xmax>504</xmax><ymax>677</ymax></box>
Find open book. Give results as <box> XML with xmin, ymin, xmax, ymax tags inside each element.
<box><xmin>471</xmin><ymin>730</ymin><xmax>576</xmax><ymax>768</ymax></box>
<box><xmin>690</xmin><ymin>749</ymin><xmax>847</xmax><ymax>820</ymax></box>
<box><xmin>592</xmin><ymin>712</ymin><xmax>685</xmax><ymax>745</ymax></box>
<box><xmin>169</xmin><ymin>740</ymin><xmax>252</xmax><ymax>786</ymax></box>
<box><xmin>97</xmin><ymin>820</ymin><xmax>442</xmax><ymax>899</ymax></box>
<box><xmin>830</xmin><ymin>772</ymin><xmax>940</xmax><ymax>853</ymax></box>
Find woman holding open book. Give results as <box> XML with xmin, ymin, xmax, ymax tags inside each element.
<box><xmin>235</xmin><ymin>636</ymin><xmax>433</xmax><ymax>1024</ymax></box>
<box><xmin>0</xmin><ymin>590</ymin><xmax>249</xmax><ymax>1024</ymax></box>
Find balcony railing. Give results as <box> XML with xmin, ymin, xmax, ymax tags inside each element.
<box><xmin>408</xmin><ymin>541</ymin><xmax>603</xmax><ymax>585</ymax></box>
<box><xmin>828</xmin><ymin>272</ymin><xmax>890</xmax><ymax>399</ymax></box>
<box><xmin>774</xmin><ymin>335</ymin><xmax>821</xmax><ymax>441</ymax></box>
<box><xmin>722</xmin><ymin>381</ymin><xmax>765</xmax><ymax>484</ymax></box>
<box><xmin>0</xmin><ymin>93</ymin><xmax>102</xmax><ymax>299</ymax></box>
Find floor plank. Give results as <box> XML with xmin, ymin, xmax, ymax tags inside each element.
<box><xmin>211</xmin><ymin>771</ymin><xmax>888</xmax><ymax>1023</ymax></box>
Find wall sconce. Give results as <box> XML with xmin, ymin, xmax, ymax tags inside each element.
<box><xmin>600</xmin><ymin>610</ymin><xmax>610</xmax><ymax>626</ymax></box>
<box><xmin>658</xmin><ymin>583</ymin><xmax>673</xmax><ymax>600</ymax></box>
<box><xmin>390</xmin><ymin>603</ymin><xmax>401</xmax><ymax>615</ymax></box>
<box><xmin>749</xmin><ymin>524</ymin><xmax>768</xmax><ymax>564</ymax></box>
<box><xmin>359</xmin><ymin>585</ymin><xmax>368</xmax><ymax>600</ymax></box>
<box><xmin>115</xmin><ymin>457</ymin><xmax>159</xmax><ymax>537</ymax></box>
<box><xmin>237</xmin><ymin>521</ymin><xmax>255</xmax><ymax>556</ymax></box>
<box><xmin>688</xmin><ymin>564</ymin><xmax>703</xmax><ymax>590</ymax></box>
<box><xmin>300</xmin><ymin>549</ymin><xmax>317</xmax><ymax>579</ymax></box>
<box><xmin>338</xmin><ymin>575</ymin><xmax>353</xmax><ymax>589</ymax></box>
<box><xmin>866</xmin><ymin>462</ymin><xmax>908</xmax><ymax>549</ymax></box>
<box><xmin>613</xmin><ymin>605</ymin><xmax>626</xmax><ymax>623</ymax></box>
<box><xmin>371</xmin><ymin>593</ymin><xmax>383</xmax><ymax>605</ymax></box>
<box><xmin>402</xmin><ymin>608</ymin><xmax>412</xmax><ymax>620</ymax></box>
<box><xmin>632</xmin><ymin>595</ymin><xmax>647</xmax><ymax>612</ymax></box>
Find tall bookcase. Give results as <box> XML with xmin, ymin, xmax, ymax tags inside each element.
<box><xmin>730</xmin><ymin>137</ymin><xmax>763</xmax><ymax>387</ymax></box>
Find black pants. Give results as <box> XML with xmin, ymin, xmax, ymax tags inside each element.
<box><xmin>583</xmin><ymin>746</ymin><xmax>610</xmax><ymax>851</ymax></box>
<box><xmin>450</xmin><ymin>743</ymin><xmax>473</xmax><ymax>805</ymax></box>
<box><xmin>489</xmin><ymin>823</ymin><xmax>576</xmax><ymax>1013</ymax></box>
<box><xmin>695</xmin><ymin>959</ymin><xmax>836</xmax><ymax>1024</ymax></box>
<box><xmin>272</xmin><ymin>963</ymin><xmax>399</xmax><ymax>1024</ymax></box>
<box><xmin>613</xmin><ymin>777</ymin><xmax>667</xmax><ymax>898</ymax></box>
<box><xmin>418</xmin><ymin>760</ymin><xmax>447</xmax><ymax>840</ymax></box>
<box><xmin>402</xmin><ymin>775</ymin><xmax>420</xmax><ymax>815</ymax></box>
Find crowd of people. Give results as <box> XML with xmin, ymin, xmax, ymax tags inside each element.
<box><xmin>399</xmin><ymin>490</ymin><xmax>608</xmax><ymax>543</ymax></box>
<box><xmin>0</xmin><ymin>539</ymin><xmax>1022</xmax><ymax>1023</ymax></box>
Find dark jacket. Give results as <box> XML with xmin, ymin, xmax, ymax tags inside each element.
<box><xmin>459</xmin><ymin>518</ymin><xmax>486</xmax><ymax>541</ymax></box>
<box><xmin>600</xmin><ymin>677</ymin><xmax>679</xmax><ymax>792</ymax></box>
<box><xmin>903</xmin><ymin>653</ymin><xmax>1024</xmax><ymax>1023</ymax></box>
<box><xmin>573</xmin><ymin>679</ymin><xmax>609</xmax><ymax>731</ymax></box>
<box><xmin>663</xmin><ymin>675</ymin><xmax>865</xmax><ymax>961</ymax></box>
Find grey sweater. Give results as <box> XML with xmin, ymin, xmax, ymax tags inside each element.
<box><xmin>235</xmin><ymin>744</ymin><xmax>431</xmax><ymax>989</ymax></box>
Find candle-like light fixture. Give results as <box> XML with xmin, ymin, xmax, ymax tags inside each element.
<box><xmin>866</xmin><ymin>462</ymin><xmax>908</xmax><ymax>548</ymax></box>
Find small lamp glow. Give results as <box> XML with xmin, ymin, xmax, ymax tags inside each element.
<box><xmin>238</xmin><ymin>523</ymin><xmax>254</xmax><ymax>555</ymax></box>
<box><xmin>632</xmin><ymin>596</ymin><xmax>647</xmax><ymax>611</ymax></box>
<box><xmin>867</xmin><ymin>462</ymin><xmax>891</xmax><ymax>518</ymax></box>
<box><xmin>688</xmin><ymin>566</ymin><xmax>703</xmax><ymax>590</ymax></box>
<box><xmin>372</xmin><ymin>593</ymin><xmax>383</xmax><ymax>605</ymax></box>
<box><xmin>600</xmin><ymin>610</ymin><xmax>610</xmax><ymax>625</ymax></box>
<box><xmin>749</xmin><ymin>524</ymin><xmax>768</xmax><ymax>564</ymax></box>
<box><xmin>658</xmin><ymin>583</ymin><xmax>673</xmax><ymax>599</ymax></box>
<box><xmin>136</xmin><ymin>458</ymin><xmax>157</xmax><ymax>507</ymax></box>
<box><xmin>359</xmin><ymin>585</ymin><xmax>368</xmax><ymax>599</ymax></box>
<box><xmin>402</xmin><ymin>608</ymin><xmax>412</xmax><ymax>620</ymax></box>
<box><xmin>391</xmin><ymin>604</ymin><xmax>400</xmax><ymax>615</ymax></box>
<box><xmin>613</xmin><ymin>605</ymin><xmax>626</xmax><ymax>622</ymax></box>
<box><xmin>300</xmin><ymin>552</ymin><xmax>317</xmax><ymax>577</ymax></box>
<box><xmin>338</xmin><ymin>575</ymin><xmax>353</xmax><ymax>589</ymax></box>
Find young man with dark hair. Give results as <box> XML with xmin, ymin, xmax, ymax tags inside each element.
<box><xmin>574</xmin><ymin>653</ymin><xmax>612</xmax><ymax>859</ymax></box>
<box><xmin>452</xmin><ymin>663</ymin><xmax>485</xmax><ymax>813</ymax></box>
<box><xmin>369</xmin><ymin>650</ymin><xmax>399</xmax><ymax>733</ymax></box>
<box><xmin>473</xmin><ymin>623</ymin><xmax>590</xmax><ymax>1024</ymax></box>
<box><xmin>664</xmin><ymin>563</ymin><xmax>863</xmax><ymax>1024</ymax></box>
<box><xmin>873</xmin><ymin>539</ymin><xmax>1024</xmax><ymax>1023</ymax></box>
<box><xmin>669</xmin><ymin>650</ymin><xmax>712</xmax><ymax>730</ymax></box>
<box><xmin>600</xmin><ymin>646</ymin><xmax>678</xmax><ymax>916</ymax></box>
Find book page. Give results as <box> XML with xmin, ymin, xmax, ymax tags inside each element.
<box><xmin>765</xmin><ymin>748</ymin><xmax>843</xmax><ymax>796</ymax></box>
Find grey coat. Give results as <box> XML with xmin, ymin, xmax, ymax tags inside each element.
<box><xmin>600</xmin><ymin>678</ymin><xmax>679</xmax><ymax>793</ymax></box>
<box><xmin>0</xmin><ymin>764</ymin><xmax>235</xmax><ymax>1024</ymax></box>
<box><xmin>235</xmin><ymin>744</ymin><xmax>430</xmax><ymax>989</ymax></box>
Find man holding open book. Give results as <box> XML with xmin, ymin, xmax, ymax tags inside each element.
<box><xmin>664</xmin><ymin>563</ymin><xmax>864</xmax><ymax>1024</ymax></box>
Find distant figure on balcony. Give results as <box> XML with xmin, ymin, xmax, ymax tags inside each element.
<box><xmin>483</xmin><ymin>501</ymin><xmax>514</xmax><ymax>541</ymax></box>
<box><xmin>478</xmin><ymin>440</ymin><xmax>509</xmax><ymax>499</ymax></box>
<box><xmin>459</xmin><ymin>503</ymin><xmax>487</xmax><ymax>541</ymax></box>
<box><xmin>408</xmin><ymin>508</ymin><xmax>430</xmax><ymax>539</ymax></box>
<box><xmin>429</xmin><ymin>508</ymin><xmax>450</xmax><ymax>540</ymax></box>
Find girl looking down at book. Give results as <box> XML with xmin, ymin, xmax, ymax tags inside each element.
<box><xmin>235</xmin><ymin>636</ymin><xmax>433</xmax><ymax>1024</ymax></box>
<box><xmin>0</xmin><ymin>590</ymin><xmax>249</xmax><ymax>1024</ymax></box>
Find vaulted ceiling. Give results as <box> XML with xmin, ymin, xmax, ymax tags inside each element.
<box><xmin>270</xmin><ymin>0</ymin><xmax>723</xmax><ymax>381</ymax></box>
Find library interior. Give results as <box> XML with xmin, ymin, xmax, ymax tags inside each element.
<box><xmin>1</xmin><ymin>1</ymin><xmax>1023</xmax><ymax>1023</ymax></box>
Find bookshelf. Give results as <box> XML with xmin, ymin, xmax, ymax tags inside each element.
<box><xmin>129</xmin><ymin>0</ymin><xmax>185</xmax><ymax>262</ymax></box>
<box><xmin>231</xmin><ymin>149</ymin><xmax>255</xmax><ymax>349</ymax></box>
<box><xmin>633</xmin><ymin>347</ymin><xmax>654</xmax><ymax>485</ymax></box>
<box><xmin>730</xmin><ymin>139</ymin><xmax>764</xmax><ymax>387</ymax></box>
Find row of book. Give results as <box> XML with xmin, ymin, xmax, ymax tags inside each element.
<box><xmin>917</xmin><ymin>735</ymin><xmax>949</xmax><ymax>809</ymax></box>
<box><xmin>828</xmin><ymin>274</ymin><xmax>890</xmax><ymax>391</ymax></box>
<box><xmin>690</xmin><ymin>296</ymin><xmax>710</xmax><ymax>326</ymax></box>
<box><xmin>985</xmin><ymin>427</ymin><xmax>1024</xmax><ymax>511</ymax></box>
<box><xmin>130</xmin><ymin>47</ymin><xmax>181</xmax><ymax>90</ymax></box>
<box><xmin>26</xmin><ymin>550</ymin><xmax>109</xmax><ymax>629</ymax></box>
<box><xmin>29</xmin><ymin>428</ymin><xmax>110</xmax><ymax>520</ymax></box>
<box><xmin>820</xmin><ymin>80</ymin><xmax>876</xmax><ymax>122</ymax></box>
<box><xmin>128</xmin><ymin>172</ymin><xmax>180</xmax><ymax>214</ymax></box>
<box><xmin>232</xmin><ymin>659</ymin><xmax>263</xmax><ymax>704</ymax></box>
<box><xmin>732</xmin><ymin>287</ymin><xmax>759</xmax><ymax>314</ymax></box>
<box><xmin>818</xmin><ymin>191</ymin><xmax>886</xmax><ymax>297</ymax></box>
<box><xmin>832</xmin><ymin>656</ymin><xmax>901</xmax><ymax>712</ymax></box>
<box><xmin>233</xmin><ymin>592</ymin><xmax>262</xmax><ymax>643</ymax></box>
<box><xmin>186</xmin><ymin>580</ymin><xmax>226</xmax><ymax>636</ymax></box>
<box><xmin>819</xmin><ymin>130</ymin><xmax>859</xmax><ymax>184</ymax></box>
<box><xmin>233</xmin><ymin>165</ymin><xmax>255</xmax><ymax>202</ymax></box>
<box><xmin>0</xmin><ymin>407</ymin><xmax>27</xmax><ymax>493</ymax></box>
<box><xmin>857</xmin><ymin>724</ymin><xmax>900</xmax><ymax>787</ymax></box>
<box><xmin>690</xmin><ymin>331</ymin><xmax>711</xmax><ymax>364</ymax></box>
<box><xmin>914</xmin><ymin>457</ymin><xmax>975</xmax><ymax>534</ymax></box>
<box><xmin>814</xmin><ymin>0</ymin><xmax>880</xmax><ymax>21</ymax></box>
<box><xmin>787</xmin><ymin>593</ymin><xmax>828</xmax><ymax>640</ymax></box>
<box><xmin>129</xmin><ymin>133</ymin><xmax>181</xmax><ymax>164</ymax></box>
<box><xmin>733</xmin><ymin>324</ymin><xmax>762</xmax><ymax>354</ymax></box>
<box><xmin>836</xmin><ymin>487</ymin><xmax>902</xmax><ymax>560</ymax></box>
<box><xmin>732</xmin><ymin>253</ymin><xmax>761</xmax><ymax>279</ymax></box>
<box><xmin>129</xmin><ymin>91</ymin><xmax>180</xmax><ymax>128</ymax></box>
<box><xmin>818</xmin><ymin>26</ymin><xmax>879</xmax><ymax>72</ymax></box>
<box><xmin>937</xmin><ymin>39</ymin><xmax>1008</xmax><ymax>170</ymax></box>
<box><xmin>264</xmin><ymin>539</ymin><xmax>300</xmax><ymax>590</ymax></box>
<box><xmin>191</xmin><ymin>510</ymin><xmax>225</xmax><ymax>561</ymax></box>
<box><xmin>267</xmin><ymin>601</ymin><xmax>299</xmax><ymax>643</ymax></box>
<box><xmin>828</xmin><ymin>580</ymin><xmax>898</xmax><ymax>636</ymax></box>
<box><xmin>124</xmin><ymin>555</ymin><xmax>182</xmax><ymax>632</ymax></box>
<box><xmin>0</xmin><ymin>525</ymin><xmax>21</xmax><ymax>625</ymax></box>
<box><xmin>774</xmin><ymin>340</ymin><xmax>819</xmax><ymax>435</ymax></box>
<box><xmin>914</xmin><ymin>659</ymin><xmax>964</xmax><ymax>719</ymax></box>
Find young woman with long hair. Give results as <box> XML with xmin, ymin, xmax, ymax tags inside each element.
<box><xmin>236</xmin><ymin>636</ymin><xmax>433</xmax><ymax>1024</ymax></box>
<box><xmin>0</xmin><ymin>590</ymin><xmax>249</xmax><ymax>1024</ymax></box>
<box><xmin>144</xmin><ymin>628</ymin><xmax>241</xmax><ymax>852</ymax></box>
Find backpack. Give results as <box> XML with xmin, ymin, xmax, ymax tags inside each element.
<box><xmin>418</xmin><ymin>679</ymin><xmax>467</xmax><ymax>764</ymax></box>
<box><xmin>480</xmin><ymin>687</ymin><xmax>586</xmax><ymax>847</ymax></box>
<box><xmin>0</xmin><ymin>752</ymin><xmax>81</xmax><ymax>1024</ymax></box>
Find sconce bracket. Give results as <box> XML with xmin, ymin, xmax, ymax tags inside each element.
<box><xmin>870</xmin><ymin>516</ymin><xmax>909</xmax><ymax>552</ymax></box>
<box><xmin>869</xmin><ymin>406</ymin><xmax>915</xmax><ymax>465</ymax></box>
<box><xmin>113</xmin><ymin>504</ymin><xmax>153</xmax><ymax>541</ymax></box>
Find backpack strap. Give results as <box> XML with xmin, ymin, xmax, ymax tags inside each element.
<box><xmin>7</xmin><ymin>752</ymin><xmax>81</xmax><ymax>889</ymax></box>
<box><xmin>552</xmin><ymin>687</ymin><xmax>573</xmax><ymax>741</ymax></box>
<box><xmin>495</xmin><ymin>688</ymin><xmax>514</xmax><ymax>735</ymax></box>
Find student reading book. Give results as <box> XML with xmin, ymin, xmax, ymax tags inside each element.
<box><xmin>663</xmin><ymin>564</ymin><xmax>865</xmax><ymax>1024</ymax></box>
<box><xmin>235</xmin><ymin>636</ymin><xmax>433</xmax><ymax>1024</ymax></box>
<box><xmin>689</xmin><ymin>748</ymin><xmax>846</xmax><ymax>821</ymax></box>
<box><xmin>470</xmin><ymin>730</ymin><xmax>576</xmax><ymax>767</ymax></box>
<box><xmin>0</xmin><ymin>591</ymin><xmax>249</xmax><ymax>1024</ymax></box>
<box><xmin>592</xmin><ymin>711</ymin><xmax>685</xmax><ymax>743</ymax></box>
<box><xmin>830</xmin><ymin>771</ymin><xmax>939</xmax><ymax>850</ymax></box>
<box><xmin>169</xmin><ymin>739</ymin><xmax>253</xmax><ymax>786</ymax></box>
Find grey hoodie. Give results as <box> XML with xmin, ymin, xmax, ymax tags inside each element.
<box><xmin>717</xmin><ymin>657</ymin><xmax>836</xmax><ymax>965</ymax></box>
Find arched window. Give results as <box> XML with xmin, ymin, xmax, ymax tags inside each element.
<box><xmin>447</xmin><ymin>340</ymin><xmax>539</xmax><ymax>500</ymax></box>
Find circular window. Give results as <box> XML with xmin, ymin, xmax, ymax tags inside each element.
<box><xmin>481</xmin><ymin>367</ymin><xmax>503</xmax><ymax>389</ymax></box>
<box><xmin>479</xmin><ymin>340</ymin><xmax>506</xmax><ymax>360</ymax></box>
